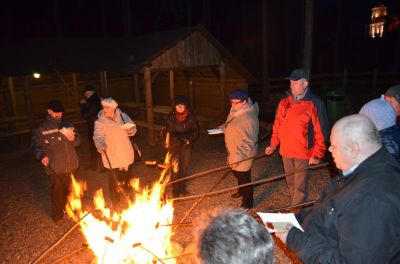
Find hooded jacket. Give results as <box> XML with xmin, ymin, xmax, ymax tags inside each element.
<box><xmin>287</xmin><ymin>147</ymin><xmax>400</xmax><ymax>263</ymax></box>
<box><xmin>224</xmin><ymin>99</ymin><xmax>259</xmax><ymax>171</ymax></box>
<box><xmin>270</xmin><ymin>89</ymin><xmax>329</xmax><ymax>159</ymax></box>
<box><xmin>31</xmin><ymin>114</ymin><xmax>81</xmax><ymax>174</ymax></box>
<box><xmin>93</xmin><ymin>108</ymin><xmax>136</xmax><ymax>169</ymax></box>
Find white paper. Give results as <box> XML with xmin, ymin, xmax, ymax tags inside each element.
<box><xmin>120</xmin><ymin>123</ymin><xmax>135</xmax><ymax>130</ymax></box>
<box><xmin>207</xmin><ymin>128</ymin><xmax>223</xmax><ymax>135</ymax></box>
<box><xmin>59</xmin><ymin>127</ymin><xmax>74</xmax><ymax>136</ymax></box>
<box><xmin>257</xmin><ymin>212</ymin><xmax>304</xmax><ymax>233</ymax></box>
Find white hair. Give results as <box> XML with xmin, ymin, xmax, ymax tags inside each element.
<box><xmin>101</xmin><ymin>97</ymin><xmax>118</xmax><ymax>108</ymax></box>
<box><xmin>196</xmin><ymin>209</ymin><xmax>274</xmax><ymax>264</ymax></box>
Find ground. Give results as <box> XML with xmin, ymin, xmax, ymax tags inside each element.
<box><xmin>0</xmin><ymin>124</ymin><xmax>332</xmax><ymax>264</ymax></box>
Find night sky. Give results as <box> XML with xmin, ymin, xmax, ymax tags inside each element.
<box><xmin>2</xmin><ymin>0</ymin><xmax>400</xmax><ymax>78</ymax></box>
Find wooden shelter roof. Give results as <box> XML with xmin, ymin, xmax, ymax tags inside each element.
<box><xmin>1</xmin><ymin>25</ymin><xmax>256</xmax><ymax>82</ymax></box>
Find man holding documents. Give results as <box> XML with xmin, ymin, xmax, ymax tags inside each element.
<box><xmin>276</xmin><ymin>114</ymin><xmax>400</xmax><ymax>263</ymax></box>
<box><xmin>31</xmin><ymin>100</ymin><xmax>81</xmax><ymax>224</ymax></box>
<box><xmin>93</xmin><ymin>98</ymin><xmax>137</xmax><ymax>208</ymax></box>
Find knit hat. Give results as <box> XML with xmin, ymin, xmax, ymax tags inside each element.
<box><xmin>101</xmin><ymin>97</ymin><xmax>118</xmax><ymax>108</ymax></box>
<box><xmin>385</xmin><ymin>84</ymin><xmax>400</xmax><ymax>104</ymax></box>
<box><xmin>229</xmin><ymin>89</ymin><xmax>248</xmax><ymax>100</ymax></box>
<box><xmin>359</xmin><ymin>95</ymin><xmax>396</xmax><ymax>131</ymax></box>
<box><xmin>47</xmin><ymin>99</ymin><xmax>65</xmax><ymax>113</ymax></box>
<box><xmin>173</xmin><ymin>95</ymin><xmax>189</xmax><ymax>106</ymax></box>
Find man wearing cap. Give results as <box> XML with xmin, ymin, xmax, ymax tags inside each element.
<box><xmin>385</xmin><ymin>84</ymin><xmax>400</xmax><ymax>118</ymax></box>
<box><xmin>31</xmin><ymin>100</ymin><xmax>81</xmax><ymax>224</ymax></box>
<box><xmin>222</xmin><ymin>88</ymin><xmax>259</xmax><ymax>209</ymax></box>
<box><xmin>93</xmin><ymin>97</ymin><xmax>137</xmax><ymax>208</ymax></box>
<box><xmin>265</xmin><ymin>68</ymin><xmax>329</xmax><ymax>207</ymax></box>
<box><xmin>80</xmin><ymin>85</ymin><xmax>102</xmax><ymax>170</ymax></box>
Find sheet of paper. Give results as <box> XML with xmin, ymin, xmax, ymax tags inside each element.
<box><xmin>257</xmin><ymin>212</ymin><xmax>304</xmax><ymax>233</ymax></box>
<box><xmin>207</xmin><ymin>128</ymin><xmax>223</xmax><ymax>135</ymax></box>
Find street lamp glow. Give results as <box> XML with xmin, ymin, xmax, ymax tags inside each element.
<box><xmin>33</xmin><ymin>72</ymin><xmax>41</xmax><ymax>79</ymax></box>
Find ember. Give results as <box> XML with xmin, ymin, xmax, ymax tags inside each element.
<box><xmin>66</xmin><ymin>153</ymin><xmax>178</xmax><ymax>263</ymax></box>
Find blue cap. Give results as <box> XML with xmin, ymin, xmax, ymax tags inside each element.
<box><xmin>229</xmin><ymin>89</ymin><xmax>248</xmax><ymax>100</ymax></box>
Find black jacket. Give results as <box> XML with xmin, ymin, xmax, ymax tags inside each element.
<box><xmin>31</xmin><ymin>115</ymin><xmax>81</xmax><ymax>174</ymax></box>
<box><xmin>166</xmin><ymin>110</ymin><xmax>199</xmax><ymax>148</ymax></box>
<box><xmin>80</xmin><ymin>93</ymin><xmax>102</xmax><ymax>137</ymax></box>
<box><xmin>287</xmin><ymin>147</ymin><xmax>400</xmax><ymax>263</ymax></box>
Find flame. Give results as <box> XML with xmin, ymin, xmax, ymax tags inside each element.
<box><xmin>66</xmin><ymin>158</ymin><xmax>176</xmax><ymax>263</ymax></box>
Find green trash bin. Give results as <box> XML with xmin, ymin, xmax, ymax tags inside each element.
<box><xmin>326</xmin><ymin>90</ymin><xmax>345</xmax><ymax>124</ymax></box>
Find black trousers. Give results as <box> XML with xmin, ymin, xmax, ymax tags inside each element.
<box><xmin>87</xmin><ymin>135</ymin><xmax>100</xmax><ymax>169</ymax></box>
<box><xmin>232</xmin><ymin>169</ymin><xmax>253</xmax><ymax>209</ymax></box>
<box><xmin>108</xmin><ymin>165</ymin><xmax>133</xmax><ymax>208</ymax></box>
<box><xmin>170</xmin><ymin>144</ymin><xmax>192</xmax><ymax>197</ymax></box>
<box><xmin>49</xmin><ymin>170</ymin><xmax>75</xmax><ymax>221</ymax></box>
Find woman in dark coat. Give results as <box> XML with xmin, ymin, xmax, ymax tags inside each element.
<box><xmin>166</xmin><ymin>96</ymin><xmax>199</xmax><ymax>197</ymax></box>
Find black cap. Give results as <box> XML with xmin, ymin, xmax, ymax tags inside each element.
<box><xmin>83</xmin><ymin>84</ymin><xmax>96</xmax><ymax>93</ymax></box>
<box><xmin>48</xmin><ymin>100</ymin><xmax>65</xmax><ymax>113</ymax></box>
<box><xmin>286</xmin><ymin>68</ymin><xmax>308</xmax><ymax>81</ymax></box>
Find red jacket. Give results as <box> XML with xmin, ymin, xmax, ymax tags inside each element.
<box><xmin>270</xmin><ymin>89</ymin><xmax>329</xmax><ymax>159</ymax></box>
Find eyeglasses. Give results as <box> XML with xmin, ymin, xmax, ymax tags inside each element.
<box><xmin>230</xmin><ymin>100</ymin><xmax>245</xmax><ymax>105</ymax></box>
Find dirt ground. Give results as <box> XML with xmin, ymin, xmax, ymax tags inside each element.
<box><xmin>0</xmin><ymin>123</ymin><xmax>332</xmax><ymax>264</ymax></box>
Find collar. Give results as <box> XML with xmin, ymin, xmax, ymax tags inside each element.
<box><xmin>342</xmin><ymin>164</ymin><xmax>359</xmax><ymax>177</ymax></box>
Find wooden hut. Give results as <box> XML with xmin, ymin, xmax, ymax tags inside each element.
<box><xmin>0</xmin><ymin>25</ymin><xmax>256</xmax><ymax>145</ymax></box>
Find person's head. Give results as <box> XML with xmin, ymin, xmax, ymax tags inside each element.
<box><xmin>173</xmin><ymin>95</ymin><xmax>189</xmax><ymax>114</ymax></box>
<box><xmin>329</xmin><ymin>114</ymin><xmax>382</xmax><ymax>172</ymax></box>
<box><xmin>47</xmin><ymin>99</ymin><xmax>65</xmax><ymax>120</ymax></box>
<box><xmin>196</xmin><ymin>209</ymin><xmax>274</xmax><ymax>264</ymax></box>
<box><xmin>286</xmin><ymin>68</ymin><xmax>309</xmax><ymax>96</ymax></box>
<box><xmin>83</xmin><ymin>85</ymin><xmax>96</xmax><ymax>99</ymax></box>
<box><xmin>384</xmin><ymin>85</ymin><xmax>400</xmax><ymax>117</ymax></box>
<box><xmin>229</xmin><ymin>89</ymin><xmax>249</xmax><ymax>111</ymax></box>
<box><xmin>359</xmin><ymin>95</ymin><xmax>396</xmax><ymax>131</ymax></box>
<box><xmin>101</xmin><ymin>97</ymin><xmax>118</xmax><ymax>118</ymax></box>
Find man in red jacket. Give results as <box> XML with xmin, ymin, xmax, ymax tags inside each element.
<box><xmin>265</xmin><ymin>69</ymin><xmax>329</xmax><ymax>206</ymax></box>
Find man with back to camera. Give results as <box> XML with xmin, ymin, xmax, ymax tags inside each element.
<box><xmin>265</xmin><ymin>68</ymin><xmax>329</xmax><ymax>207</ymax></box>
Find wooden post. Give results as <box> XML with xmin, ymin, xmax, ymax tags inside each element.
<box><xmin>144</xmin><ymin>66</ymin><xmax>155</xmax><ymax>146</ymax></box>
<box><xmin>169</xmin><ymin>70</ymin><xmax>175</xmax><ymax>102</ymax></box>
<box><xmin>342</xmin><ymin>68</ymin><xmax>348</xmax><ymax>93</ymax></box>
<box><xmin>7</xmin><ymin>77</ymin><xmax>17</xmax><ymax>116</ymax></box>
<box><xmin>71</xmin><ymin>72</ymin><xmax>79</xmax><ymax>103</ymax></box>
<box><xmin>219</xmin><ymin>61</ymin><xmax>226</xmax><ymax>117</ymax></box>
<box><xmin>134</xmin><ymin>72</ymin><xmax>140</xmax><ymax>102</ymax></box>
<box><xmin>188</xmin><ymin>79</ymin><xmax>194</xmax><ymax>109</ymax></box>
<box><xmin>99</xmin><ymin>71</ymin><xmax>109</xmax><ymax>97</ymax></box>
<box><xmin>24</xmin><ymin>76</ymin><xmax>33</xmax><ymax>128</ymax></box>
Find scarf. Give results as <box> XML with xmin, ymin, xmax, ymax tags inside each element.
<box><xmin>174</xmin><ymin>108</ymin><xmax>189</xmax><ymax>122</ymax></box>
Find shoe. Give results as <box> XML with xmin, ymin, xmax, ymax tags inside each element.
<box><xmin>231</xmin><ymin>192</ymin><xmax>242</xmax><ymax>198</ymax></box>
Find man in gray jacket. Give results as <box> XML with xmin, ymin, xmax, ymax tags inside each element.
<box><xmin>31</xmin><ymin>100</ymin><xmax>81</xmax><ymax>224</ymax></box>
<box><xmin>223</xmin><ymin>89</ymin><xmax>259</xmax><ymax>209</ymax></box>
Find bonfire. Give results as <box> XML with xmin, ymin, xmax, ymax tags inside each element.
<box><xmin>66</xmin><ymin>152</ymin><xmax>179</xmax><ymax>264</ymax></box>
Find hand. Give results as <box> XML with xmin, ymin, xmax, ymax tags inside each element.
<box><xmin>64</xmin><ymin>133</ymin><xmax>75</xmax><ymax>142</ymax></box>
<box><xmin>308</xmin><ymin>157</ymin><xmax>320</xmax><ymax>165</ymax></box>
<box><xmin>97</xmin><ymin>148</ymin><xmax>106</xmax><ymax>155</ymax></box>
<box><xmin>80</xmin><ymin>98</ymin><xmax>87</xmax><ymax>104</ymax></box>
<box><xmin>265</xmin><ymin>145</ymin><xmax>276</xmax><ymax>155</ymax></box>
<box><xmin>275</xmin><ymin>230</ymin><xmax>289</xmax><ymax>245</ymax></box>
<box><xmin>41</xmin><ymin>156</ymin><xmax>49</xmax><ymax>167</ymax></box>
